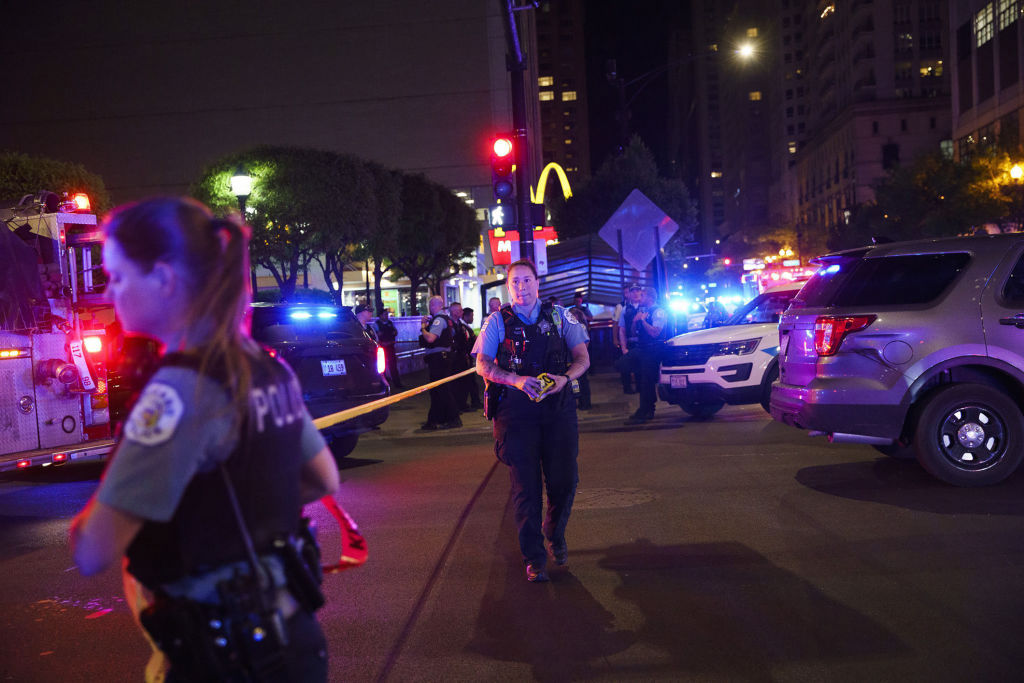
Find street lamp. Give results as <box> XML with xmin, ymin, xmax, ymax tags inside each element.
<box><xmin>230</xmin><ymin>166</ymin><xmax>252</xmax><ymax>215</ymax></box>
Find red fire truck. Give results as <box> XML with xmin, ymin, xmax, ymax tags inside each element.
<box><xmin>0</xmin><ymin>192</ymin><xmax>121</xmax><ymax>472</ymax></box>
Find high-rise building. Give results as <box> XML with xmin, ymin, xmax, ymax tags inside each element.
<box><xmin>952</xmin><ymin>0</ymin><xmax>1024</xmax><ymax>158</ymax></box>
<box><xmin>534</xmin><ymin>0</ymin><xmax>591</xmax><ymax>186</ymax></box>
<box><xmin>779</xmin><ymin>0</ymin><xmax>952</xmax><ymax>254</ymax></box>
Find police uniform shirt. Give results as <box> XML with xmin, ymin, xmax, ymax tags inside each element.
<box><xmin>96</xmin><ymin>365</ymin><xmax>327</xmax><ymax>523</ymax></box>
<box><xmin>424</xmin><ymin>314</ymin><xmax>450</xmax><ymax>355</ymax></box>
<box><xmin>472</xmin><ymin>300</ymin><xmax>589</xmax><ymax>360</ymax></box>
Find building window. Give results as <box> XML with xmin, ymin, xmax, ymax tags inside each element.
<box><xmin>786</xmin><ymin>89</ymin><xmax>794</xmax><ymax>99</ymax></box>
<box><xmin>901</xmin><ymin>119</ymin><xmax>908</xmax><ymax>131</ymax></box>
<box><xmin>538</xmin><ymin>76</ymin><xmax>554</xmax><ymax>87</ymax></box>
<box><xmin>747</xmin><ymin>27</ymin><xmax>758</xmax><ymax>37</ymax></box>
<box><xmin>976</xmin><ymin>3</ymin><xmax>995</xmax><ymax>46</ymax></box>
<box><xmin>894</xmin><ymin>3</ymin><xmax>911</xmax><ymax>23</ymax></box>
<box><xmin>998</xmin><ymin>0</ymin><xmax>1019</xmax><ymax>30</ymax></box>
<box><xmin>710</xmin><ymin>170</ymin><xmax>723</xmax><ymax>178</ymax></box>
<box><xmin>539</xmin><ymin>91</ymin><xmax>554</xmax><ymax>101</ymax></box>
<box><xmin>788</xmin><ymin>141</ymin><xmax>798</xmax><ymax>154</ymax></box>
<box><xmin>564</xmin><ymin>139</ymin><xmax>573</xmax><ymax>145</ymax></box>
<box><xmin>561</xmin><ymin>91</ymin><xmax>577</xmax><ymax>101</ymax></box>
<box><xmin>873</xmin><ymin>120</ymin><xmax>879</xmax><ymax>134</ymax></box>
<box><xmin>896</xmin><ymin>32</ymin><xmax>914</xmax><ymax>53</ymax></box>
<box><xmin>749</xmin><ymin>91</ymin><xmax>762</xmax><ymax>100</ymax></box>
<box><xmin>920</xmin><ymin>60</ymin><xmax>944</xmax><ymax>77</ymax></box>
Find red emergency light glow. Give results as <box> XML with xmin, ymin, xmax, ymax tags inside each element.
<box><xmin>53</xmin><ymin>453</ymin><xmax>68</xmax><ymax>463</ymax></box>
<box><xmin>16</xmin><ymin>460</ymin><xmax>30</xmax><ymax>469</ymax></box>
<box><xmin>71</xmin><ymin>193</ymin><xmax>91</xmax><ymax>212</ymax></box>
<box><xmin>376</xmin><ymin>346</ymin><xmax>386</xmax><ymax>375</ymax></box>
<box><xmin>492</xmin><ymin>137</ymin><xmax>513</xmax><ymax>158</ymax></box>
<box><xmin>83</xmin><ymin>336</ymin><xmax>103</xmax><ymax>354</ymax></box>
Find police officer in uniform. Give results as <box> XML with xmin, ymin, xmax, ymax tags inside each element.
<box><xmin>375</xmin><ymin>307</ymin><xmax>403</xmax><ymax>389</ymax></box>
<box><xmin>474</xmin><ymin>259</ymin><xmax>590</xmax><ymax>583</ymax></box>
<box><xmin>616</xmin><ymin>284</ymin><xmax>643</xmax><ymax>394</ymax></box>
<box><xmin>420</xmin><ymin>295</ymin><xmax>461</xmax><ymax>430</ymax></box>
<box><xmin>355</xmin><ymin>303</ymin><xmax>377</xmax><ymax>342</ymax></box>
<box><xmin>626</xmin><ymin>286</ymin><xmax>669</xmax><ymax>424</ymax></box>
<box><xmin>70</xmin><ymin>197</ymin><xmax>340</xmax><ymax>681</ymax></box>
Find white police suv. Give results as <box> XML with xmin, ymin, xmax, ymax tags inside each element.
<box><xmin>657</xmin><ymin>283</ymin><xmax>802</xmax><ymax>418</ymax></box>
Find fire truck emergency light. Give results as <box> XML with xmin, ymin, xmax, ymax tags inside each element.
<box><xmin>83</xmin><ymin>336</ymin><xmax>103</xmax><ymax>354</ymax></box>
<box><xmin>71</xmin><ymin>193</ymin><xmax>91</xmax><ymax>212</ymax></box>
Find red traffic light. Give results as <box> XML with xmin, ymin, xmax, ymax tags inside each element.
<box><xmin>493</xmin><ymin>137</ymin><xmax>513</xmax><ymax>158</ymax></box>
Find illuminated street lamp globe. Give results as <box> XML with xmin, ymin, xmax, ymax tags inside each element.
<box><xmin>1011</xmin><ymin>164</ymin><xmax>1023</xmax><ymax>181</ymax></box>
<box><xmin>737</xmin><ymin>43</ymin><xmax>755</xmax><ymax>59</ymax></box>
<box><xmin>230</xmin><ymin>166</ymin><xmax>252</xmax><ymax>214</ymax></box>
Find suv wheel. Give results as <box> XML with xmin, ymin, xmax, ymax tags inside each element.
<box><xmin>913</xmin><ymin>383</ymin><xmax>1024</xmax><ymax>487</ymax></box>
<box><xmin>328</xmin><ymin>434</ymin><xmax>360</xmax><ymax>464</ymax></box>
<box><xmin>679</xmin><ymin>401</ymin><xmax>724</xmax><ymax>419</ymax></box>
<box><xmin>759</xmin><ymin>363</ymin><xmax>779</xmax><ymax>414</ymax></box>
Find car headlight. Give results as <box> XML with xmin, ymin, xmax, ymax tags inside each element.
<box><xmin>713</xmin><ymin>338</ymin><xmax>760</xmax><ymax>356</ymax></box>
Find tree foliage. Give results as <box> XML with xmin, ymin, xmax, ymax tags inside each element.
<box><xmin>833</xmin><ymin>149</ymin><xmax>1015</xmax><ymax>250</ymax></box>
<box><xmin>0</xmin><ymin>152</ymin><xmax>111</xmax><ymax>214</ymax></box>
<box><xmin>552</xmin><ymin>136</ymin><xmax>697</xmax><ymax>254</ymax></box>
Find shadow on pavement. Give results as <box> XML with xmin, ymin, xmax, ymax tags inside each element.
<box><xmin>596</xmin><ymin>539</ymin><xmax>907</xmax><ymax>679</ymax></box>
<box><xmin>466</xmin><ymin>496</ymin><xmax>636</xmax><ymax>682</ymax></box>
<box><xmin>796</xmin><ymin>458</ymin><xmax>1024</xmax><ymax>515</ymax></box>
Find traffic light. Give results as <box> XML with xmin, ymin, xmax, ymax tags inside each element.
<box><xmin>490</xmin><ymin>134</ymin><xmax>515</xmax><ymax>202</ymax></box>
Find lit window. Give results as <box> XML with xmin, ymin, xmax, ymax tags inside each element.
<box><xmin>998</xmin><ymin>0</ymin><xmax>1018</xmax><ymax>30</ymax></box>
<box><xmin>561</xmin><ymin>91</ymin><xmax>578</xmax><ymax>101</ymax></box>
<box><xmin>564</xmin><ymin>139</ymin><xmax>573</xmax><ymax>145</ymax></box>
<box><xmin>710</xmin><ymin>171</ymin><xmax>723</xmax><ymax>178</ymax></box>
<box><xmin>538</xmin><ymin>76</ymin><xmax>554</xmax><ymax>87</ymax></box>
<box><xmin>749</xmin><ymin>91</ymin><xmax>762</xmax><ymax>101</ymax></box>
<box><xmin>709</xmin><ymin>43</ymin><xmax>719</xmax><ymax>51</ymax></box>
<box><xmin>788</xmin><ymin>141</ymin><xmax>797</xmax><ymax>154</ymax></box>
<box><xmin>920</xmin><ymin>60</ymin><xmax>944</xmax><ymax>77</ymax></box>
<box><xmin>976</xmin><ymin>3</ymin><xmax>994</xmax><ymax>46</ymax></box>
<box><xmin>539</xmin><ymin>91</ymin><xmax>554</xmax><ymax>101</ymax></box>
<box><xmin>747</xmin><ymin>27</ymin><xmax>758</xmax><ymax>37</ymax></box>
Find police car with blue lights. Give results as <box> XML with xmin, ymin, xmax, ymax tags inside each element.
<box><xmin>249</xmin><ymin>303</ymin><xmax>389</xmax><ymax>461</ymax></box>
<box><xmin>657</xmin><ymin>283</ymin><xmax>802</xmax><ymax>418</ymax></box>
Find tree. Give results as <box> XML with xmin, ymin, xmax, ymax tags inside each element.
<box><xmin>192</xmin><ymin>146</ymin><xmax>374</xmax><ymax>302</ymax></box>
<box><xmin>834</xmin><ymin>150</ymin><xmax>1013</xmax><ymax>250</ymax></box>
<box><xmin>552</xmin><ymin>136</ymin><xmax>697</xmax><ymax>244</ymax></box>
<box><xmin>389</xmin><ymin>174</ymin><xmax>478</xmax><ymax>315</ymax></box>
<box><xmin>0</xmin><ymin>152</ymin><xmax>111</xmax><ymax>214</ymax></box>
<box><xmin>362</xmin><ymin>167</ymin><xmax>403</xmax><ymax>313</ymax></box>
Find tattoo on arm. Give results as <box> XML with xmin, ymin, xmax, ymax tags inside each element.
<box><xmin>477</xmin><ymin>354</ymin><xmax>517</xmax><ymax>386</ymax></box>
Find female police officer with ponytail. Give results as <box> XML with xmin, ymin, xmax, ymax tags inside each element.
<box><xmin>70</xmin><ymin>197</ymin><xmax>340</xmax><ymax>681</ymax></box>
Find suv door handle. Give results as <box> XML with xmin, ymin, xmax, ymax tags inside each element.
<box><xmin>999</xmin><ymin>314</ymin><xmax>1024</xmax><ymax>329</ymax></box>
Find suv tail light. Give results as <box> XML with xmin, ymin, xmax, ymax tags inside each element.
<box><xmin>814</xmin><ymin>315</ymin><xmax>875</xmax><ymax>356</ymax></box>
<box><xmin>376</xmin><ymin>345</ymin><xmax>386</xmax><ymax>374</ymax></box>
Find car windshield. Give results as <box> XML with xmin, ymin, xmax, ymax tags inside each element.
<box><xmin>250</xmin><ymin>305</ymin><xmax>363</xmax><ymax>343</ymax></box>
<box><xmin>726</xmin><ymin>290</ymin><xmax>797</xmax><ymax>325</ymax></box>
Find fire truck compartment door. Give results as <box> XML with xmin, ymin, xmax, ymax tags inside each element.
<box><xmin>34</xmin><ymin>333</ymin><xmax>84</xmax><ymax>449</ymax></box>
<box><xmin>0</xmin><ymin>354</ymin><xmax>39</xmax><ymax>455</ymax></box>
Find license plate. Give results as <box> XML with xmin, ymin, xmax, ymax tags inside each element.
<box><xmin>670</xmin><ymin>374</ymin><xmax>688</xmax><ymax>389</ymax></box>
<box><xmin>321</xmin><ymin>359</ymin><xmax>347</xmax><ymax>376</ymax></box>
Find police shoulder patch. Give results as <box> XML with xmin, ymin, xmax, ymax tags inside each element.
<box><xmin>124</xmin><ymin>382</ymin><xmax>185</xmax><ymax>446</ymax></box>
<box><xmin>564</xmin><ymin>308</ymin><xmax>580</xmax><ymax>324</ymax></box>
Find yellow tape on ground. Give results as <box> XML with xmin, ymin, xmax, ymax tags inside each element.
<box><xmin>312</xmin><ymin>368</ymin><xmax>478</xmax><ymax>431</ymax></box>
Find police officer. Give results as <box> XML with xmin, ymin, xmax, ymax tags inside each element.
<box><xmin>355</xmin><ymin>303</ymin><xmax>377</xmax><ymax>342</ymax></box>
<box><xmin>448</xmin><ymin>301</ymin><xmax>473</xmax><ymax>412</ymax></box>
<box><xmin>474</xmin><ymin>259</ymin><xmax>590</xmax><ymax>583</ymax></box>
<box><xmin>70</xmin><ymin>197</ymin><xmax>340</xmax><ymax>681</ymax></box>
<box><xmin>375</xmin><ymin>307</ymin><xmax>403</xmax><ymax>389</ymax></box>
<box><xmin>626</xmin><ymin>286</ymin><xmax>669</xmax><ymax>424</ymax></box>
<box><xmin>567</xmin><ymin>292</ymin><xmax>593</xmax><ymax>410</ymax></box>
<box><xmin>420</xmin><ymin>294</ymin><xmax>461</xmax><ymax>430</ymax></box>
<box><xmin>615</xmin><ymin>283</ymin><xmax>643</xmax><ymax>394</ymax></box>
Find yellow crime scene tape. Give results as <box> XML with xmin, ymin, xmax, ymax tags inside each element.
<box><xmin>312</xmin><ymin>368</ymin><xmax>478</xmax><ymax>431</ymax></box>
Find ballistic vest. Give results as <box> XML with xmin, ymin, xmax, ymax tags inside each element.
<box><xmin>622</xmin><ymin>304</ymin><xmax>639</xmax><ymax>343</ymax></box>
<box><xmin>494</xmin><ymin>303</ymin><xmax>570</xmax><ymax>377</ymax></box>
<box><xmin>125</xmin><ymin>350</ymin><xmax>305</xmax><ymax>588</ymax></box>
<box><xmin>419</xmin><ymin>313</ymin><xmax>454</xmax><ymax>349</ymax></box>
<box><xmin>637</xmin><ymin>305</ymin><xmax>670</xmax><ymax>347</ymax></box>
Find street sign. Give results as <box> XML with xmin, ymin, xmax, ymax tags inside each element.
<box><xmin>597</xmin><ymin>189</ymin><xmax>679</xmax><ymax>272</ymax></box>
<box><xmin>488</xmin><ymin>226</ymin><xmax>558</xmax><ymax>266</ymax></box>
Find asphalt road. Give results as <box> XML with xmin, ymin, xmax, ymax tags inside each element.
<box><xmin>2</xmin><ymin>369</ymin><xmax>1024</xmax><ymax>682</ymax></box>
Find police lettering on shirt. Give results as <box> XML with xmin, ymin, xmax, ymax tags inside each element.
<box><xmin>249</xmin><ymin>376</ymin><xmax>306</xmax><ymax>433</ymax></box>
<box><xmin>125</xmin><ymin>383</ymin><xmax>185</xmax><ymax>446</ymax></box>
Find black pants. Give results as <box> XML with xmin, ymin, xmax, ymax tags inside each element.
<box><xmin>382</xmin><ymin>343</ymin><xmax>402</xmax><ymax>388</ymax></box>
<box><xmin>636</xmin><ymin>344</ymin><xmax>663</xmax><ymax>416</ymax></box>
<box><xmin>165</xmin><ymin>609</ymin><xmax>327</xmax><ymax>683</ymax></box>
<box><xmin>493</xmin><ymin>389</ymin><xmax>579</xmax><ymax>566</ymax></box>
<box><xmin>425</xmin><ymin>352</ymin><xmax>459</xmax><ymax>425</ymax></box>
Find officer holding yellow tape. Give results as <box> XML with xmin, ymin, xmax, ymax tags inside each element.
<box><xmin>474</xmin><ymin>259</ymin><xmax>590</xmax><ymax>583</ymax></box>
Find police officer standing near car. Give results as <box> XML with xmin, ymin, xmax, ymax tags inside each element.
<box><xmin>626</xmin><ymin>286</ymin><xmax>669</xmax><ymax>424</ymax></box>
<box><xmin>615</xmin><ymin>284</ymin><xmax>643</xmax><ymax>394</ymax></box>
<box><xmin>420</xmin><ymin>295</ymin><xmax>461</xmax><ymax>430</ymax></box>
<box><xmin>474</xmin><ymin>259</ymin><xmax>590</xmax><ymax>583</ymax></box>
<box><xmin>375</xmin><ymin>307</ymin><xmax>403</xmax><ymax>390</ymax></box>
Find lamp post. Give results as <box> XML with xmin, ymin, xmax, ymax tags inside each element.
<box><xmin>1011</xmin><ymin>164</ymin><xmax>1023</xmax><ymax>231</ymax></box>
<box><xmin>229</xmin><ymin>166</ymin><xmax>257</xmax><ymax>294</ymax></box>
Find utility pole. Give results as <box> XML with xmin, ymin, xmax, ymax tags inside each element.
<box><xmin>498</xmin><ymin>0</ymin><xmax>535</xmax><ymax>264</ymax></box>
